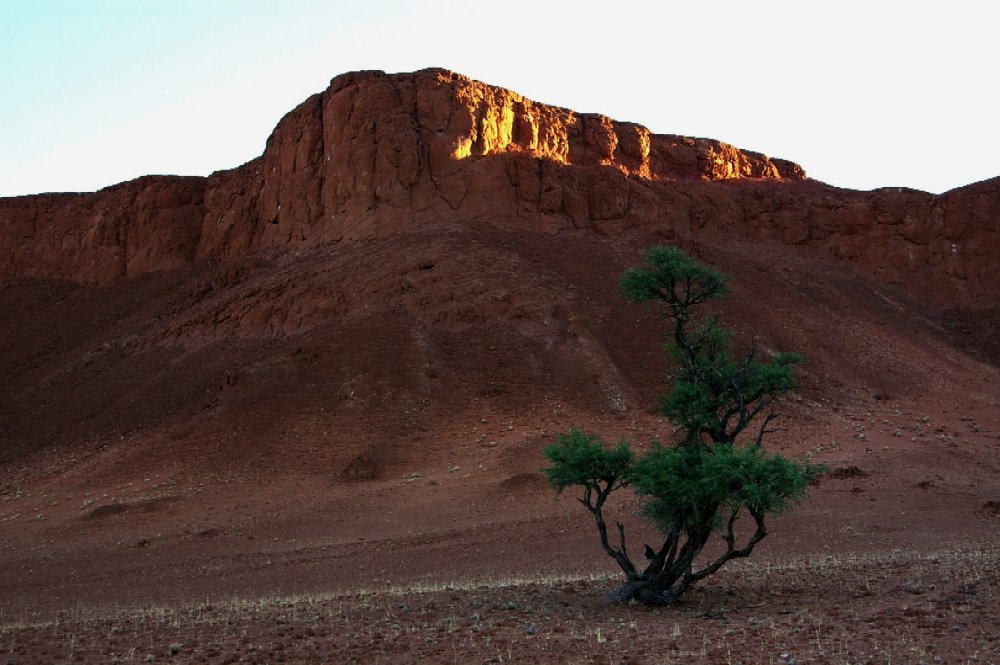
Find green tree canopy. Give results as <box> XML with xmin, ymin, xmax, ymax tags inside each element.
<box><xmin>544</xmin><ymin>246</ymin><xmax>821</xmax><ymax>605</ymax></box>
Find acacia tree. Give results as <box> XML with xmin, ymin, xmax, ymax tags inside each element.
<box><xmin>544</xmin><ymin>246</ymin><xmax>820</xmax><ymax>605</ymax></box>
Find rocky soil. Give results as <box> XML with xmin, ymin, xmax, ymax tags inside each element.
<box><xmin>4</xmin><ymin>543</ymin><xmax>998</xmax><ymax>664</ymax></box>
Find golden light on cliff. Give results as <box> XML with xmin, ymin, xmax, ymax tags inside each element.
<box><xmin>452</xmin><ymin>138</ymin><xmax>473</xmax><ymax>160</ymax></box>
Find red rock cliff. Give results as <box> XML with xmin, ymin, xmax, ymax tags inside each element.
<box><xmin>1</xmin><ymin>68</ymin><xmax>997</xmax><ymax>307</ymax></box>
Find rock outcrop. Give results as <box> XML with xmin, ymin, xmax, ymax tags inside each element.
<box><xmin>1</xmin><ymin>68</ymin><xmax>997</xmax><ymax>308</ymax></box>
<box><xmin>0</xmin><ymin>176</ymin><xmax>205</xmax><ymax>283</ymax></box>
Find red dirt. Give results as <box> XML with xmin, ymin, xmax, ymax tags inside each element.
<box><xmin>2</xmin><ymin>70</ymin><xmax>1000</xmax><ymax>663</ymax></box>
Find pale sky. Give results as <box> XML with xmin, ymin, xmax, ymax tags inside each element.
<box><xmin>1</xmin><ymin>0</ymin><xmax>996</xmax><ymax>197</ymax></box>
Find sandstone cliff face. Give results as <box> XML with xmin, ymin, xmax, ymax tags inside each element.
<box><xmin>1</xmin><ymin>69</ymin><xmax>997</xmax><ymax>308</ymax></box>
<box><xmin>0</xmin><ymin>176</ymin><xmax>205</xmax><ymax>282</ymax></box>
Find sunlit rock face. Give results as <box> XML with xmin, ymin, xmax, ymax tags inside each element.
<box><xmin>1</xmin><ymin>68</ymin><xmax>997</xmax><ymax>307</ymax></box>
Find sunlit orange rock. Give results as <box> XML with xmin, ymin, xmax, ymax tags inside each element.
<box><xmin>1</xmin><ymin>68</ymin><xmax>997</xmax><ymax>308</ymax></box>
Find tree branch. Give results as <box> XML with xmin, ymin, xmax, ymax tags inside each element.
<box><xmin>616</xmin><ymin>522</ymin><xmax>630</xmax><ymax>563</ymax></box>
<box><xmin>641</xmin><ymin>528</ymin><xmax>679</xmax><ymax>578</ymax></box>
<box><xmin>585</xmin><ymin>485</ymin><xmax>638</xmax><ymax>580</ymax></box>
<box><xmin>727</xmin><ymin>394</ymin><xmax>772</xmax><ymax>441</ymax></box>
<box><xmin>687</xmin><ymin>508</ymin><xmax>768</xmax><ymax>584</ymax></box>
<box><xmin>754</xmin><ymin>412</ymin><xmax>779</xmax><ymax>447</ymax></box>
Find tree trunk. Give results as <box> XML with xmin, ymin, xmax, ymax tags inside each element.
<box><xmin>606</xmin><ymin>512</ymin><xmax>768</xmax><ymax>606</ymax></box>
<box><xmin>608</xmin><ymin>579</ymin><xmax>679</xmax><ymax>606</ymax></box>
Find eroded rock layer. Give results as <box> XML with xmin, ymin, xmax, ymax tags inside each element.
<box><xmin>2</xmin><ymin>68</ymin><xmax>997</xmax><ymax>307</ymax></box>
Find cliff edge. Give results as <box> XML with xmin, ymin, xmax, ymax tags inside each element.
<box><xmin>1</xmin><ymin>68</ymin><xmax>997</xmax><ymax>307</ymax></box>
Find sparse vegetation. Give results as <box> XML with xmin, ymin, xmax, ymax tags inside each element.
<box><xmin>2</xmin><ymin>543</ymin><xmax>997</xmax><ymax>662</ymax></box>
<box><xmin>545</xmin><ymin>246</ymin><xmax>821</xmax><ymax>605</ymax></box>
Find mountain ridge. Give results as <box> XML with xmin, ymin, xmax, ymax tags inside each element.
<box><xmin>2</xmin><ymin>68</ymin><xmax>997</xmax><ymax>308</ymax></box>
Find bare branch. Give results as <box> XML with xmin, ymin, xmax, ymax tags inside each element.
<box><xmin>616</xmin><ymin>522</ymin><xmax>630</xmax><ymax>563</ymax></box>
<box><xmin>587</xmin><ymin>487</ymin><xmax>638</xmax><ymax>581</ymax></box>
<box><xmin>688</xmin><ymin>509</ymin><xmax>769</xmax><ymax>584</ymax></box>
<box><xmin>641</xmin><ymin>528</ymin><xmax>679</xmax><ymax>578</ymax></box>
<box><xmin>754</xmin><ymin>412</ymin><xmax>779</xmax><ymax>447</ymax></box>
